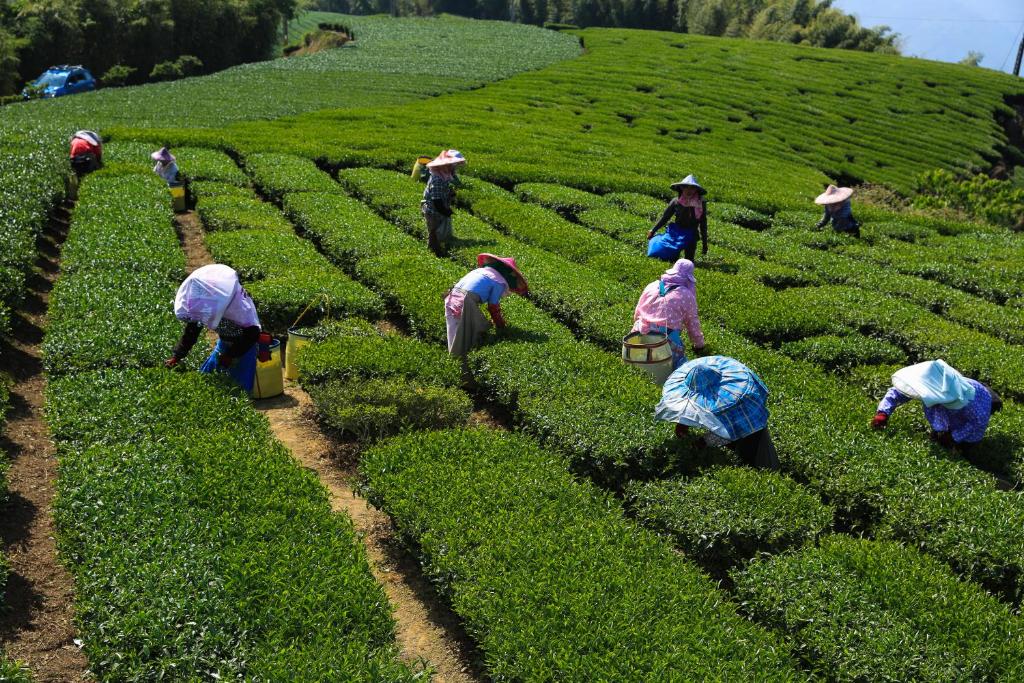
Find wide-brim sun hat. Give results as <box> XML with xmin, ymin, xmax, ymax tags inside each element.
<box><xmin>151</xmin><ymin>146</ymin><xmax>176</xmax><ymax>163</ymax></box>
<box><xmin>814</xmin><ymin>184</ymin><xmax>854</xmax><ymax>205</ymax></box>
<box><xmin>670</xmin><ymin>174</ymin><xmax>706</xmax><ymax>195</ymax></box>
<box><xmin>427</xmin><ymin>149</ymin><xmax>467</xmax><ymax>168</ymax></box>
<box><xmin>73</xmin><ymin>130</ymin><xmax>101</xmax><ymax>147</ymax></box>
<box><xmin>655</xmin><ymin>355</ymin><xmax>769</xmax><ymax>440</ymax></box>
<box><xmin>663</xmin><ymin>258</ymin><xmax>696</xmax><ymax>284</ymax></box>
<box><xmin>477</xmin><ymin>253</ymin><xmax>528</xmax><ymax>295</ymax></box>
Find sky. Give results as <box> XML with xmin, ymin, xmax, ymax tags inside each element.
<box><xmin>833</xmin><ymin>0</ymin><xmax>1024</xmax><ymax>74</ymax></box>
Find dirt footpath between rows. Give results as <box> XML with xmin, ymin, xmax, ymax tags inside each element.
<box><xmin>176</xmin><ymin>211</ymin><xmax>484</xmax><ymax>682</ymax></box>
<box><xmin>0</xmin><ymin>205</ymin><xmax>90</xmax><ymax>682</ymax></box>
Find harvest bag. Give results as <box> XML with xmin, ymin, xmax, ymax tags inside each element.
<box><xmin>647</xmin><ymin>223</ymin><xmax>696</xmax><ymax>262</ymax></box>
<box><xmin>200</xmin><ymin>339</ymin><xmax>258</xmax><ymax>393</ymax></box>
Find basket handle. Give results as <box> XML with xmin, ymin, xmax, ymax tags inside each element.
<box><xmin>290</xmin><ymin>293</ymin><xmax>331</xmax><ymax>330</ymax></box>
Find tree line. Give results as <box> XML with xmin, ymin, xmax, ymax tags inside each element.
<box><xmin>306</xmin><ymin>0</ymin><xmax>899</xmax><ymax>54</ymax></box>
<box><xmin>0</xmin><ymin>0</ymin><xmax>299</xmax><ymax>96</ymax></box>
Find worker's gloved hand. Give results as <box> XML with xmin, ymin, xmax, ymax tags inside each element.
<box><xmin>646</xmin><ymin>229</ymin><xmax>656</xmax><ymax>240</ymax></box>
<box><xmin>217</xmin><ymin>352</ymin><xmax>234</xmax><ymax>369</ymax></box>
<box><xmin>257</xmin><ymin>332</ymin><xmax>273</xmax><ymax>362</ymax></box>
<box><xmin>674</xmin><ymin>423</ymin><xmax>689</xmax><ymax>439</ymax></box>
<box><xmin>692</xmin><ymin>345</ymin><xmax>706</xmax><ymax>357</ymax></box>
<box><xmin>257</xmin><ymin>349</ymin><xmax>272</xmax><ymax>363</ymax></box>
<box><xmin>935</xmin><ymin>431</ymin><xmax>955</xmax><ymax>449</ymax></box>
<box><xmin>164</xmin><ymin>356</ymin><xmax>179</xmax><ymax>369</ymax></box>
<box><xmin>487</xmin><ymin>303</ymin><xmax>507</xmax><ymax>329</ymax></box>
<box><xmin>870</xmin><ymin>412</ymin><xmax>888</xmax><ymax>430</ymax></box>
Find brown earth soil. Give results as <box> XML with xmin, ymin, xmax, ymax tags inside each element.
<box><xmin>0</xmin><ymin>204</ymin><xmax>91</xmax><ymax>681</ymax></box>
<box><xmin>176</xmin><ymin>211</ymin><xmax>485</xmax><ymax>681</ymax></box>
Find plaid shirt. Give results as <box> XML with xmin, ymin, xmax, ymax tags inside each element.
<box><xmin>422</xmin><ymin>174</ymin><xmax>457</xmax><ymax>214</ymax></box>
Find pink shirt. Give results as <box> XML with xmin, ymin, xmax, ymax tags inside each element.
<box><xmin>632</xmin><ymin>279</ymin><xmax>704</xmax><ymax>348</ymax></box>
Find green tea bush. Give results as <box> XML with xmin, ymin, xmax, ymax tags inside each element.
<box><xmin>577</xmin><ymin>204</ymin><xmax>650</xmax><ymax>242</ymax></box>
<box><xmin>717</xmin><ymin>202</ymin><xmax>772</xmax><ymax>230</ymax></box>
<box><xmin>205</xmin><ymin>229</ymin><xmax>336</xmax><ymax>280</ymax></box>
<box><xmin>780</xmin><ymin>334</ymin><xmax>906</xmax><ymax>372</ymax></box>
<box><xmin>361</xmin><ymin>429</ymin><xmax>803</xmax><ymax>680</ymax></box>
<box><xmin>245</xmin><ymin>274</ymin><xmax>383</xmax><ymax>335</ymax></box>
<box><xmin>733</xmin><ymin>536</ymin><xmax>1024</xmax><ymax>680</ymax></box>
<box><xmin>48</xmin><ymin>368</ymin><xmax>416</xmax><ymax>681</ymax></box>
<box><xmin>514</xmin><ymin>181</ymin><xmax>606</xmax><ymax>216</ymax></box>
<box><xmin>283</xmin><ymin>191</ymin><xmax>423</xmax><ymax>268</ymax></box>
<box><xmin>60</xmin><ymin>173</ymin><xmax>185</xmax><ymax>280</ymax></box>
<box><xmin>243</xmin><ymin>153</ymin><xmax>341</xmax><ymax>201</ymax></box>
<box><xmin>190</xmin><ymin>180</ymin><xmax>254</xmax><ymax>201</ymax></box>
<box><xmin>914</xmin><ymin>169</ymin><xmax>1024</xmax><ymax>229</ymax></box>
<box><xmin>604</xmin><ymin>191</ymin><xmax>665</xmax><ymax>220</ymax></box>
<box><xmin>197</xmin><ymin>195</ymin><xmax>294</xmax><ymax>233</ymax></box>
<box><xmin>176</xmin><ymin>147</ymin><xmax>248</xmax><ymax>185</ymax></box>
<box><xmin>308</xmin><ymin>378</ymin><xmax>471</xmax><ymax>439</ymax></box>
<box><xmin>627</xmin><ymin>468</ymin><xmax>833</xmax><ymax>575</ymax></box>
<box><xmin>44</xmin><ymin>270</ymin><xmax>181</xmax><ymax>375</ymax></box>
<box><xmin>0</xmin><ymin>657</ymin><xmax>30</xmax><ymax>682</ymax></box>
<box><xmin>296</xmin><ymin>321</ymin><xmax>461</xmax><ymax>387</ymax></box>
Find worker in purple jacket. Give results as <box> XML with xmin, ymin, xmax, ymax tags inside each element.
<box><xmin>871</xmin><ymin>359</ymin><xmax>1002</xmax><ymax>451</ymax></box>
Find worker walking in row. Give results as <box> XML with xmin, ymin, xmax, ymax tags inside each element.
<box><xmin>632</xmin><ymin>258</ymin><xmax>704</xmax><ymax>369</ymax></box>
<box><xmin>444</xmin><ymin>253</ymin><xmax>528</xmax><ymax>357</ymax></box>
<box><xmin>656</xmin><ymin>355</ymin><xmax>780</xmax><ymax>470</ymax></box>
<box><xmin>814</xmin><ymin>184</ymin><xmax>861</xmax><ymax>237</ymax></box>
<box><xmin>421</xmin><ymin>149</ymin><xmax>466</xmax><ymax>256</ymax></box>
<box><xmin>647</xmin><ymin>174</ymin><xmax>709</xmax><ymax>263</ymax></box>
<box><xmin>165</xmin><ymin>264</ymin><xmax>271</xmax><ymax>393</ymax></box>
<box><xmin>871</xmin><ymin>359</ymin><xmax>1002</xmax><ymax>452</ymax></box>
<box><xmin>69</xmin><ymin>130</ymin><xmax>103</xmax><ymax>175</ymax></box>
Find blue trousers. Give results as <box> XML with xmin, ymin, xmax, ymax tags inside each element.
<box><xmin>200</xmin><ymin>339</ymin><xmax>257</xmax><ymax>393</ymax></box>
<box><xmin>647</xmin><ymin>223</ymin><xmax>697</xmax><ymax>262</ymax></box>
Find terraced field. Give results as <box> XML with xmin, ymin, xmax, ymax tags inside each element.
<box><xmin>1</xmin><ymin>10</ymin><xmax>1024</xmax><ymax>681</ymax></box>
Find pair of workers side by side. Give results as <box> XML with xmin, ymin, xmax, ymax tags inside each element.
<box><xmin>871</xmin><ymin>359</ymin><xmax>1002</xmax><ymax>451</ymax></box>
<box><xmin>165</xmin><ymin>264</ymin><xmax>272</xmax><ymax>393</ymax></box>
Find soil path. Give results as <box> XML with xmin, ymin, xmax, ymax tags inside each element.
<box><xmin>0</xmin><ymin>204</ymin><xmax>90</xmax><ymax>681</ymax></box>
<box><xmin>175</xmin><ymin>212</ymin><xmax>483</xmax><ymax>682</ymax></box>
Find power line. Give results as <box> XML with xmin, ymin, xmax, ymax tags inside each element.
<box><xmin>999</xmin><ymin>22</ymin><xmax>1024</xmax><ymax>73</ymax></box>
<box><xmin>853</xmin><ymin>15</ymin><xmax>1024</xmax><ymax>24</ymax></box>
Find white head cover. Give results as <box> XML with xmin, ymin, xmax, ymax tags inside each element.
<box><xmin>73</xmin><ymin>130</ymin><xmax>101</xmax><ymax>147</ymax></box>
<box><xmin>892</xmin><ymin>359</ymin><xmax>976</xmax><ymax>410</ymax></box>
<box><xmin>174</xmin><ymin>264</ymin><xmax>259</xmax><ymax>330</ymax></box>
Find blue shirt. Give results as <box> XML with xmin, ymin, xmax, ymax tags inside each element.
<box><xmin>454</xmin><ymin>268</ymin><xmax>507</xmax><ymax>305</ymax></box>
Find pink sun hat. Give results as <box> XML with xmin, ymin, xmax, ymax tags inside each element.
<box><xmin>427</xmin><ymin>149</ymin><xmax>467</xmax><ymax>168</ymax></box>
<box><xmin>477</xmin><ymin>253</ymin><xmax>528</xmax><ymax>295</ymax></box>
<box><xmin>151</xmin><ymin>146</ymin><xmax>175</xmax><ymax>163</ymax></box>
<box><xmin>814</xmin><ymin>184</ymin><xmax>854</xmax><ymax>205</ymax></box>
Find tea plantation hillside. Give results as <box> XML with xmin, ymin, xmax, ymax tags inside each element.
<box><xmin>3</xmin><ymin>12</ymin><xmax>1024</xmax><ymax>681</ymax></box>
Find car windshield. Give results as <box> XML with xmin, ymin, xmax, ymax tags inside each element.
<box><xmin>34</xmin><ymin>72</ymin><xmax>68</xmax><ymax>88</ymax></box>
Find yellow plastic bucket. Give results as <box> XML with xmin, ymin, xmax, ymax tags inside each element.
<box><xmin>169</xmin><ymin>184</ymin><xmax>186</xmax><ymax>213</ymax></box>
<box><xmin>252</xmin><ymin>339</ymin><xmax>284</xmax><ymax>399</ymax></box>
<box><xmin>411</xmin><ymin>155</ymin><xmax>432</xmax><ymax>180</ymax></box>
<box><xmin>622</xmin><ymin>331</ymin><xmax>674</xmax><ymax>386</ymax></box>
<box><xmin>284</xmin><ymin>327</ymin><xmax>313</xmax><ymax>381</ymax></box>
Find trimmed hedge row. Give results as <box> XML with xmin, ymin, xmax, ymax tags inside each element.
<box><xmin>242</xmin><ymin>153</ymin><xmax>341</xmax><ymax>202</ymax></box>
<box><xmin>47</xmin><ymin>368</ymin><xmax>417</xmax><ymax>681</ymax></box>
<box><xmin>44</xmin><ymin>172</ymin><xmax>184</xmax><ymax>375</ymax></box>
<box><xmin>360</xmin><ymin>428</ymin><xmax>805</xmax><ymax>680</ymax></box>
<box><xmin>626</xmin><ymin>467</ymin><xmax>834</xmax><ymax>576</ymax></box>
<box><xmin>295</xmin><ymin>318</ymin><xmax>461</xmax><ymax>388</ymax></box>
<box><xmin>196</xmin><ymin>195</ymin><xmax>294</xmax><ymax>233</ymax></box>
<box><xmin>176</xmin><ymin>147</ymin><xmax>249</xmax><ymax>185</ymax></box>
<box><xmin>59</xmin><ymin>173</ymin><xmax>186</xmax><ymax>280</ymax></box>
<box><xmin>203</xmin><ymin>226</ymin><xmax>384</xmax><ymax>334</ymax></box>
<box><xmin>733</xmin><ymin>536</ymin><xmax>1024</xmax><ymax>680</ymax></box>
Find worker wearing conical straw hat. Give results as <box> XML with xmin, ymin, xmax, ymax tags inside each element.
<box><xmin>814</xmin><ymin>184</ymin><xmax>861</xmax><ymax>237</ymax></box>
<box><xmin>421</xmin><ymin>149</ymin><xmax>466</xmax><ymax>256</ymax></box>
<box><xmin>647</xmin><ymin>174</ymin><xmax>709</xmax><ymax>263</ymax></box>
<box><xmin>444</xmin><ymin>253</ymin><xmax>528</xmax><ymax>357</ymax></box>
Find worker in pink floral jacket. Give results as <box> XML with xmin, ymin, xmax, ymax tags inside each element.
<box><xmin>632</xmin><ymin>258</ymin><xmax>705</xmax><ymax>369</ymax></box>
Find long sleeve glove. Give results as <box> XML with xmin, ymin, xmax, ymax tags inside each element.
<box><xmin>487</xmin><ymin>304</ymin><xmax>506</xmax><ymax>328</ymax></box>
<box><xmin>870</xmin><ymin>412</ymin><xmax>888</xmax><ymax>430</ymax></box>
